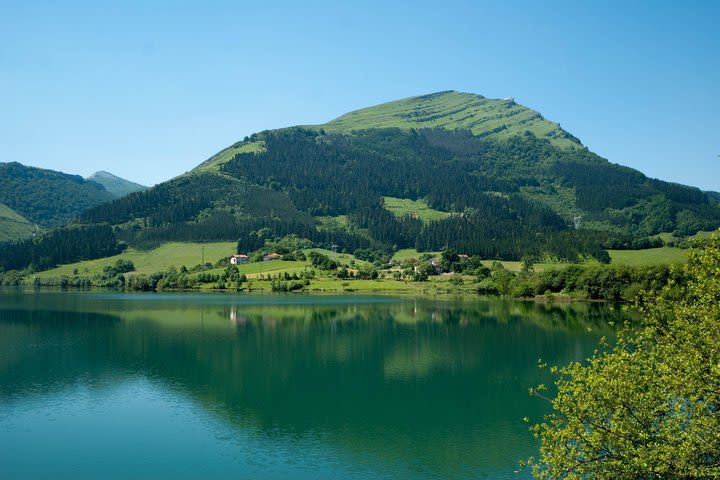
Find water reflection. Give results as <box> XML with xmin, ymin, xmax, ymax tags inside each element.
<box><xmin>0</xmin><ymin>292</ymin><xmax>625</xmax><ymax>479</ymax></box>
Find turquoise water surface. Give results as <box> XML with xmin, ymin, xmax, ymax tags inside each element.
<box><xmin>0</xmin><ymin>291</ymin><xmax>625</xmax><ymax>479</ymax></box>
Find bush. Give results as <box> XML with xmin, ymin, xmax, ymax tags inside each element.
<box><xmin>526</xmin><ymin>232</ymin><xmax>720</xmax><ymax>478</ymax></box>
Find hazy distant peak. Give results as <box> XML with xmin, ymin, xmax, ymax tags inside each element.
<box><xmin>86</xmin><ymin>171</ymin><xmax>147</xmax><ymax>197</ymax></box>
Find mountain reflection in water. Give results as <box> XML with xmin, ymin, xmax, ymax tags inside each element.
<box><xmin>0</xmin><ymin>292</ymin><xmax>626</xmax><ymax>479</ymax></box>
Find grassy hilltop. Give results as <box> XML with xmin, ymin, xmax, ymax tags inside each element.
<box><xmin>318</xmin><ymin>90</ymin><xmax>581</xmax><ymax>148</ymax></box>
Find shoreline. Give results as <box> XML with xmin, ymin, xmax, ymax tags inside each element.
<box><xmin>1</xmin><ymin>283</ymin><xmax>616</xmax><ymax>304</ymax></box>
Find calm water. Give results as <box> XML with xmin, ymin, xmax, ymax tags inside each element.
<box><xmin>0</xmin><ymin>291</ymin><xmax>626</xmax><ymax>479</ymax></box>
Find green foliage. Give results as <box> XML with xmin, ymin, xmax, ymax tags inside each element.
<box><xmin>263</xmin><ymin>234</ymin><xmax>314</xmax><ymax>254</ymax></box>
<box><xmin>353</xmin><ymin>247</ymin><xmax>391</xmax><ymax>265</ymax></box>
<box><xmin>526</xmin><ymin>232</ymin><xmax>720</xmax><ymax>478</ymax></box>
<box><xmin>103</xmin><ymin>259</ymin><xmax>135</xmax><ymax>276</ymax></box>
<box><xmin>0</xmin><ymin>270</ymin><xmax>25</xmax><ymax>286</ymax></box>
<box><xmin>0</xmin><ymin>223</ymin><xmax>121</xmax><ymax>272</ymax></box>
<box><xmin>307</xmin><ymin>251</ymin><xmax>339</xmax><ymax>270</ymax></box>
<box><xmin>490</xmin><ymin>264</ymin><xmax>515</xmax><ymax>296</ymax></box>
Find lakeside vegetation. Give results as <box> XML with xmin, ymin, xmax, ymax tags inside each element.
<box><xmin>525</xmin><ymin>229</ymin><xmax>720</xmax><ymax>478</ymax></box>
<box><xmin>2</xmin><ymin>232</ymin><xmax>712</xmax><ymax>304</ymax></box>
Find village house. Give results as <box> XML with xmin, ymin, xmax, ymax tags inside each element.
<box><xmin>230</xmin><ymin>254</ymin><xmax>249</xmax><ymax>265</ymax></box>
<box><xmin>262</xmin><ymin>252</ymin><xmax>282</xmax><ymax>262</ymax></box>
<box><xmin>429</xmin><ymin>259</ymin><xmax>443</xmax><ymax>274</ymax></box>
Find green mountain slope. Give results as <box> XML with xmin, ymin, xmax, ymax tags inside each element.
<box><xmin>4</xmin><ymin>91</ymin><xmax>720</xmax><ymax>271</ymax></box>
<box><xmin>0</xmin><ymin>203</ymin><xmax>36</xmax><ymax>243</ymax></box>
<box><xmin>87</xmin><ymin>171</ymin><xmax>147</xmax><ymax>197</ymax></box>
<box><xmin>318</xmin><ymin>90</ymin><xmax>582</xmax><ymax>148</ymax></box>
<box><xmin>706</xmin><ymin>191</ymin><xmax>720</xmax><ymax>203</ymax></box>
<box><xmin>0</xmin><ymin>162</ymin><xmax>114</xmax><ymax>228</ymax></box>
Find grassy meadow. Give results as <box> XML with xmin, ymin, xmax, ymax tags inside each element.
<box><xmin>0</xmin><ymin>203</ymin><xmax>35</xmax><ymax>243</ymax></box>
<box><xmin>38</xmin><ymin>242</ymin><xmax>237</xmax><ymax>276</ymax></box>
<box><xmin>27</xmin><ymin>237</ymin><xmax>702</xmax><ymax>297</ymax></box>
<box><xmin>608</xmin><ymin>247</ymin><xmax>689</xmax><ymax>266</ymax></box>
<box><xmin>382</xmin><ymin>197</ymin><xmax>450</xmax><ymax>222</ymax></box>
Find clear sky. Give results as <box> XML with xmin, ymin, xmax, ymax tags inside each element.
<box><xmin>2</xmin><ymin>1</ymin><xmax>718</xmax><ymax>189</ymax></box>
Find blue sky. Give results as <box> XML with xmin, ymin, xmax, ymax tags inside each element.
<box><xmin>1</xmin><ymin>1</ymin><xmax>718</xmax><ymax>189</ymax></box>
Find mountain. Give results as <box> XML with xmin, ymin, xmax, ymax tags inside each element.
<box><xmin>86</xmin><ymin>171</ymin><xmax>147</xmax><ymax>197</ymax></box>
<box><xmin>0</xmin><ymin>162</ymin><xmax>114</xmax><ymax>229</ymax></box>
<box><xmin>3</xmin><ymin>91</ymin><xmax>720</xmax><ymax>271</ymax></box>
<box><xmin>0</xmin><ymin>203</ymin><xmax>36</xmax><ymax>243</ymax></box>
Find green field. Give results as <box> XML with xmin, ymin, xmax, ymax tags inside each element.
<box><xmin>0</xmin><ymin>203</ymin><xmax>36</xmax><ymax>243</ymax></box>
<box><xmin>383</xmin><ymin>197</ymin><xmax>450</xmax><ymax>222</ymax></box>
<box><xmin>393</xmin><ymin>247</ymin><xmax>692</xmax><ymax>271</ymax></box>
<box><xmin>35</xmin><ymin>243</ymin><xmax>372</xmax><ymax>281</ymax></box>
<box><xmin>305</xmin><ymin>248</ymin><xmax>371</xmax><ymax>267</ymax></box>
<box><xmin>315</xmin><ymin>215</ymin><xmax>350</xmax><ymax>230</ymax></box>
<box><xmin>33</xmin><ymin>239</ymin><xmax>696</xmax><ymax>293</ymax></box>
<box><xmin>651</xmin><ymin>230</ymin><xmax>715</xmax><ymax>244</ymax></box>
<box><xmin>195</xmin><ymin>260</ymin><xmax>311</xmax><ymax>280</ymax></box>
<box><xmin>306</xmin><ymin>275</ymin><xmax>477</xmax><ymax>295</ymax></box>
<box><xmin>392</xmin><ymin>249</ymin><xmax>441</xmax><ymax>261</ymax></box>
<box><xmin>608</xmin><ymin>247</ymin><xmax>689</xmax><ymax>266</ymax></box>
<box><xmin>392</xmin><ymin>249</ymin><xmax>570</xmax><ymax>272</ymax></box>
<box><xmin>38</xmin><ymin>242</ymin><xmax>237</xmax><ymax>276</ymax></box>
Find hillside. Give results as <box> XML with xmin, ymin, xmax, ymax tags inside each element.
<box><xmin>87</xmin><ymin>171</ymin><xmax>147</xmax><ymax>197</ymax></box>
<box><xmin>0</xmin><ymin>162</ymin><xmax>114</xmax><ymax>229</ymax></box>
<box><xmin>0</xmin><ymin>203</ymin><xmax>36</xmax><ymax>243</ymax></box>
<box><xmin>3</xmin><ymin>91</ymin><xmax>720</xmax><ymax>271</ymax></box>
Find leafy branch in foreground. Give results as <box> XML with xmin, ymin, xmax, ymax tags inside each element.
<box><xmin>524</xmin><ymin>230</ymin><xmax>720</xmax><ymax>479</ymax></box>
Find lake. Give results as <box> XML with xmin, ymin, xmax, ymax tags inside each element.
<box><xmin>0</xmin><ymin>291</ymin><xmax>626</xmax><ymax>479</ymax></box>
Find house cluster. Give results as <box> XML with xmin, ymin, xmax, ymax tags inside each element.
<box><xmin>408</xmin><ymin>254</ymin><xmax>470</xmax><ymax>275</ymax></box>
<box><xmin>229</xmin><ymin>252</ymin><xmax>283</xmax><ymax>265</ymax></box>
<box><xmin>427</xmin><ymin>259</ymin><xmax>443</xmax><ymax>275</ymax></box>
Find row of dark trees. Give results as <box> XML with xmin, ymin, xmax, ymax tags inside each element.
<box><xmin>0</xmin><ymin>223</ymin><xmax>121</xmax><ymax>271</ymax></box>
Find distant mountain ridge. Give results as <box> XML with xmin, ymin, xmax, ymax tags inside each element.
<box><xmin>0</xmin><ymin>162</ymin><xmax>114</xmax><ymax>230</ymax></box>
<box><xmin>87</xmin><ymin>171</ymin><xmax>147</xmax><ymax>197</ymax></box>
<box><xmin>0</xmin><ymin>163</ymin><xmax>147</xmax><ymax>243</ymax></box>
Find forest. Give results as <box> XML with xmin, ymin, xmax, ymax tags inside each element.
<box><xmin>0</xmin><ymin>162</ymin><xmax>114</xmax><ymax>228</ymax></box>
<box><xmin>2</xmin><ymin>127</ymin><xmax>719</xmax><ymax>273</ymax></box>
